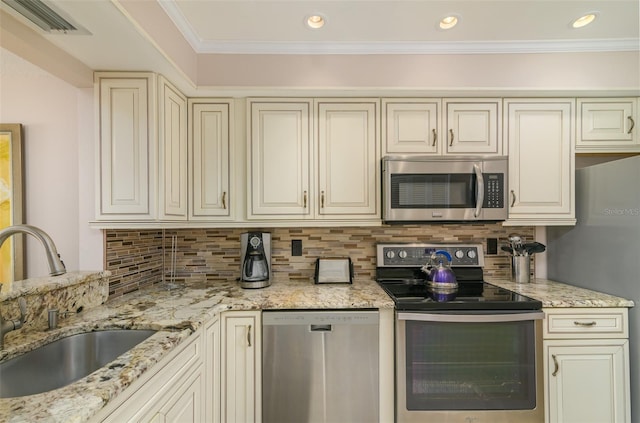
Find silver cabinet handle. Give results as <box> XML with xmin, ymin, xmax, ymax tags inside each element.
<box><xmin>303</xmin><ymin>190</ymin><xmax>307</xmax><ymax>208</ymax></box>
<box><xmin>432</xmin><ymin>128</ymin><xmax>437</xmax><ymax>146</ymax></box>
<box><xmin>574</xmin><ymin>321</ymin><xmax>597</xmax><ymax>327</ymax></box>
<box><xmin>321</xmin><ymin>191</ymin><xmax>325</xmax><ymax>208</ymax></box>
<box><xmin>222</xmin><ymin>191</ymin><xmax>227</xmax><ymax>209</ymax></box>
<box><xmin>628</xmin><ymin>116</ymin><xmax>635</xmax><ymax>134</ymax></box>
<box><xmin>449</xmin><ymin>129</ymin><xmax>454</xmax><ymax>146</ymax></box>
<box><xmin>473</xmin><ymin>163</ymin><xmax>484</xmax><ymax>218</ymax></box>
<box><xmin>510</xmin><ymin>190</ymin><xmax>516</xmax><ymax>207</ymax></box>
<box><xmin>552</xmin><ymin>354</ymin><xmax>559</xmax><ymax>376</ymax></box>
<box><xmin>247</xmin><ymin>324</ymin><xmax>252</xmax><ymax>347</ymax></box>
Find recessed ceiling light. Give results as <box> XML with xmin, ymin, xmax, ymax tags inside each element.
<box><xmin>306</xmin><ymin>15</ymin><xmax>325</xmax><ymax>29</ymax></box>
<box><xmin>572</xmin><ymin>13</ymin><xmax>597</xmax><ymax>28</ymax></box>
<box><xmin>439</xmin><ymin>15</ymin><xmax>459</xmax><ymax>30</ymax></box>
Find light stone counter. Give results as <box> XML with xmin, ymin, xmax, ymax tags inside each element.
<box><xmin>0</xmin><ymin>276</ymin><xmax>392</xmax><ymax>423</ymax></box>
<box><xmin>486</xmin><ymin>277</ymin><xmax>635</xmax><ymax>308</ymax></box>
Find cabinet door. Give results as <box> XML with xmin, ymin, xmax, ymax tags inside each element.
<box><xmin>316</xmin><ymin>99</ymin><xmax>380</xmax><ymax>218</ymax></box>
<box><xmin>545</xmin><ymin>340</ymin><xmax>630</xmax><ymax>423</ymax></box>
<box><xmin>147</xmin><ymin>366</ymin><xmax>204</xmax><ymax>423</ymax></box>
<box><xmin>382</xmin><ymin>99</ymin><xmax>440</xmax><ymax>155</ymax></box>
<box><xmin>444</xmin><ymin>99</ymin><xmax>502</xmax><ymax>155</ymax></box>
<box><xmin>221</xmin><ymin>311</ymin><xmax>261</xmax><ymax>423</ymax></box>
<box><xmin>505</xmin><ymin>99</ymin><xmax>575</xmax><ymax>226</ymax></box>
<box><xmin>576</xmin><ymin>98</ymin><xmax>639</xmax><ymax>152</ymax></box>
<box><xmin>96</xmin><ymin>73</ymin><xmax>156</xmax><ymax>220</ymax></box>
<box><xmin>158</xmin><ymin>77</ymin><xmax>188</xmax><ymax>220</ymax></box>
<box><xmin>205</xmin><ymin>317</ymin><xmax>221</xmax><ymax>423</ymax></box>
<box><xmin>189</xmin><ymin>100</ymin><xmax>232</xmax><ymax>219</ymax></box>
<box><xmin>248</xmin><ymin>100</ymin><xmax>311</xmax><ymax>218</ymax></box>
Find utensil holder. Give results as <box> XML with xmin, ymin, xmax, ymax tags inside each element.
<box><xmin>511</xmin><ymin>255</ymin><xmax>531</xmax><ymax>283</ymax></box>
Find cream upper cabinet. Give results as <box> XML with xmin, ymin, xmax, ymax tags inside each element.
<box><xmin>247</xmin><ymin>99</ymin><xmax>312</xmax><ymax>218</ymax></box>
<box><xmin>382</xmin><ymin>98</ymin><xmax>502</xmax><ymax>156</ymax></box>
<box><xmin>247</xmin><ymin>98</ymin><xmax>380</xmax><ymax>221</ymax></box>
<box><xmin>189</xmin><ymin>99</ymin><xmax>233</xmax><ymax>220</ymax></box>
<box><xmin>504</xmin><ymin>99</ymin><xmax>575</xmax><ymax>226</ymax></box>
<box><xmin>443</xmin><ymin>98</ymin><xmax>503</xmax><ymax>155</ymax></box>
<box><xmin>576</xmin><ymin>98</ymin><xmax>639</xmax><ymax>152</ymax></box>
<box><xmin>158</xmin><ymin>76</ymin><xmax>188</xmax><ymax>221</ymax></box>
<box><xmin>96</xmin><ymin>72</ymin><xmax>156</xmax><ymax>220</ymax></box>
<box><xmin>316</xmin><ymin>98</ymin><xmax>380</xmax><ymax>218</ymax></box>
<box><xmin>543</xmin><ymin>308</ymin><xmax>631</xmax><ymax>423</ymax></box>
<box><xmin>382</xmin><ymin>99</ymin><xmax>440</xmax><ymax>155</ymax></box>
<box><xmin>95</xmin><ymin>72</ymin><xmax>189</xmax><ymax>222</ymax></box>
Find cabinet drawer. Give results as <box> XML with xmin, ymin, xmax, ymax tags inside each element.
<box><xmin>543</xmin><ymin>308</ymin><xmax>628</xmax><ymax>339</ymax></box>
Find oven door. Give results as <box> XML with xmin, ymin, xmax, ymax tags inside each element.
<box><xmin>396</xmin><ymin>311</ymin><xmax>544</xmax><ymax>423</ymax></box>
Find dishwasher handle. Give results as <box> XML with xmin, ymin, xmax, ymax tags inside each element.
<box><xmin>310</xmin><ymin>324</ymin><xmax>332</xmax><ymax>332</ymax></box>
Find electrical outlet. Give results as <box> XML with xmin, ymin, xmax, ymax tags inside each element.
<box><xmin>487</xmin><ymin>238</ymin><xmax>498</xmax><ymax>255</ymax></box>
<box><xmin>291</xmin><ymin>239</ymin><xmax>303</xmax><ymax>256</ymax></box>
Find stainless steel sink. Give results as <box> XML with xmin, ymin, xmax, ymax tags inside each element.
<box><xmin>0</xmin><ymin>329</ymin><xmax>156</xmax><ymax>398</ymax></box>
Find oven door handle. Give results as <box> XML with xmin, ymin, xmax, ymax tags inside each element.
<box><xmin>398</xmin><ymin>311</ymin><xmax>545</xmax><ymax>323</ymax></box>
<box><xmin>473</xmin><ymin>163</ymin><xmax>484</xmax><ymax>218</ymax></box>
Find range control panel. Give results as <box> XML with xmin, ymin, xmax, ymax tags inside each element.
<box><xmin>376</xmin><ymin>243</ymin><xmax>485</xmax><ymax>267</ymax></box>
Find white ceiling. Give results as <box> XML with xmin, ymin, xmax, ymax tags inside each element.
<box><xmin>158</xmin><ymin>0</ymin><xmax>640</xmax><ymax>54</ymax></box>
<box><xmin>1</xmin><ymin>0</ymin><xmax>639</xmax><ymax>94</ymax></box>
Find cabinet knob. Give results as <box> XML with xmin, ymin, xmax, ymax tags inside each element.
<box><xmin>628</xmin><ymin>116</ymin><xmax>635</xmax><ymax>134</ymax></box>
<box><xmin>449</xmin><ymin>129</ymin><xmax>454</xmax><ymax>146</ymax></box>
<box><xmin>573</xmin><ymin>320</ymin><xmax>597</xmax><ymax>327</ymax></box>
<box><xmin>321</xmin><ymin>191</ymin><xmax>325</xmax><ymax>208</ymax></box>
<box><xmin>432</xmin><ymin>129</ymin><xmax>437</xmax><ymax>146</ymax></box>
<box><xmin>510</xmin><ymin>190</ymin><xmax>516</xmax><ymax>208</ymax></box>
<box><xmin>222</xmin><ymin>191</ymin><xmax>227</xmax><ymax>209</ymax></box>
<box><xmin>303</xmin><ymin>190</ymin><xmax>307</xmax><ymax>208</ymax></box>
<box><xmin>552</xmin><ymin>354</ymin><xmax>559</xmax><ymax>376</ymax></box>
<box><xmin>247</xmin><ymin>324</ymin><xmax>252</xmax><ymax>347</ymax></box>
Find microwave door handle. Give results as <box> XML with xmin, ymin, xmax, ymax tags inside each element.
<box><xmin>474</xmin><ymin>163</ymin><xmax>484</xmax><ymax>218</ymax></box>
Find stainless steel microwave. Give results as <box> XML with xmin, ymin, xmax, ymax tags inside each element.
<box><xmin>382</xmin><ymin>156</ymin><xmax>508</xmax><ymax>222</ymax></box>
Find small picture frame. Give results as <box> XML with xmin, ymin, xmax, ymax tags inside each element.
<box><xmin>314</xmin><ymin>258</ymin><xmax>353</xmax><ymax>284</ymax></box>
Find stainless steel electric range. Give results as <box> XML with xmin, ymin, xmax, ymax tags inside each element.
<box><xmin>376</xmin><ymin>243</ymin><xmax>545</xmax><ymax>423</ymax></box>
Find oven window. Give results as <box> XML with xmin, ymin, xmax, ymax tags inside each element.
<box><xmin>390</xmin><ymin>174</ymin><xmax>476</xmax><ymax>209</ymax></box>
<box><xmin>405</xmin><ymin>319</ymin><xmax>537</xmax><ymax>410</ymax></box>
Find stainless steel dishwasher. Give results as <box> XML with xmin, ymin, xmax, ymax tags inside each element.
<box><xmin>262</xmin><ymin>310</ymin><xmax>379</xmax><ymax>423</ymax></box>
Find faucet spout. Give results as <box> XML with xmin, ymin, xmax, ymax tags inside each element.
<box><xmin>0</xmin><ymin>225</ymin><xmax>66</xmax><ymax>277</ymax></box>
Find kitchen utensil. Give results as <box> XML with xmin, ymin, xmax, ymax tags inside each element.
<box><xmin>501</xmin><ymin>245</ymin><xmax>514</xmax><ymax>254</ymax></box>
<box><xmin>523</xmin><ymin>242</ymin><xmax>546</xmax><ymax>255</ymax></box>
<box><xmin>508</xmin><ymin>234</ymin><xmax>525</xmax><ymax>256</ymax></box>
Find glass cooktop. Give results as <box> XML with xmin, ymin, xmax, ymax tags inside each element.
<box><xmin>377</xmin><ymin>279</ymin><xmax>542</xmax><ymax>311</ymax></box>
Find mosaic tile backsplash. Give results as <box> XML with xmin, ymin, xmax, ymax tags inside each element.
<box><xmin>105</xmin><ymin>224</ymin><xmax>536</xmax><ymax>297</ymax></box>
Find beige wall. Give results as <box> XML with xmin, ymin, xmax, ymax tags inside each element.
<box><xmin>0</xmin><ymin>47</ymin><xmax>102</xmax><ymax>277</ymax></box>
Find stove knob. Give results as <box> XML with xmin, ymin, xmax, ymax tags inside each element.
<box><xmin>467</xmin><ymin>250</ymin><xmax>477</xmax><ymax>259</ymax></box>
<box><xmin>454</xmin><ymin>250</ymin><xmax>465</xmax><ymax>259</ymax></box>
<box><xmin>398</xmin><ymin>250</ymin><xmax>408</xmax><ymax>259</ymax></box>
<box><xmin>385</xmin><ymin>251</ymin><xmax>396</xmax><ymax>259</ymax></box>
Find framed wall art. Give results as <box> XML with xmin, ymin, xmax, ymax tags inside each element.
<box><xmin>1</xmin><ymin>123</ymin><xmax>25</xmax><ymax>284</ymax></box>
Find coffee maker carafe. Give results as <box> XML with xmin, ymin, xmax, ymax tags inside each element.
<box><xmin>240</xmin><ymin>232</ymin><xmax>271</xmax><ymax>289</ymax></box>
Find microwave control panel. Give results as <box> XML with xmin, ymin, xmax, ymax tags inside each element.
<box><xmin>483</xmin><ymin>173</ymin><xmax>505</xmax><ymax>209</ymax></box>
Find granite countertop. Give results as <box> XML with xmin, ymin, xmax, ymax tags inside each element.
<box><xmin>486</xmin><ymin>277</ymin><xmax>635</xmax><ymax>308</ymax></box>
<box><xmin>0</xmin><ymin>276</ymin><xmax>392</xmax><ymax>423</ymax></box>
<box><xmin>1</xmin><ymin>274</ymin><xmax>634</xmax><ymax>422</ymax></box>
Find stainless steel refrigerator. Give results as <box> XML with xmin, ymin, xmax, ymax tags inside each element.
<box><xmin>547</xmin><ymin>155</ymin><xmax>640</xmax><ymax>423</ymax></box>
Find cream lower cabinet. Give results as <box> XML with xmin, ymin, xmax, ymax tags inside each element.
<box><xmin>221</xmin><ymin>310</ymin><xmax>262</xmax><ymax>423</ymax></box>
<box><xmin>576</xmin><ymin>98</ymin><xmax>639</xmax><ymax>152</ymax></box>
<box><xmin>543</xmin><ymin>308</ymin><xmax>631</xmax><ymax>423</ymax></box>
<box><xmin>96</xmin><ymin>329</ymin><xmax>205</xmax><ymax>423</ymax></box>
<box><xmin>504</xmin><ymin>99</ymin><xmax>575</xmax><ymax>226</ymax></box>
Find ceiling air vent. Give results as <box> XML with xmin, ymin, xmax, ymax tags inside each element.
<box><xmin>2</xmin><ymin>0</ymin><xmax>82</xmax><ymax>33</ymax></box>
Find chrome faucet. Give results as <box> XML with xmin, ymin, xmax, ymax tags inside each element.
<box><xmin>0</xmin><ymin>298</ymin><xmax>27</xmax><ymax>349</ymax></box>
<box><xmin>0</xmin><ymin>224</ymin><xmax>66</xmax><ymax>277</ymax></box>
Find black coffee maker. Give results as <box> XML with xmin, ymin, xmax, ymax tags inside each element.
<box><xmin>240</xmin><ymin>232</ymin><xmax>271</xmax><ymax>289</ymax></box>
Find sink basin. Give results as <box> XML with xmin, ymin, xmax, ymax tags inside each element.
<box><xmin>0</xmin><ymin>329</ymin><xmax>156</xmax><ymax>398</ymax></box>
